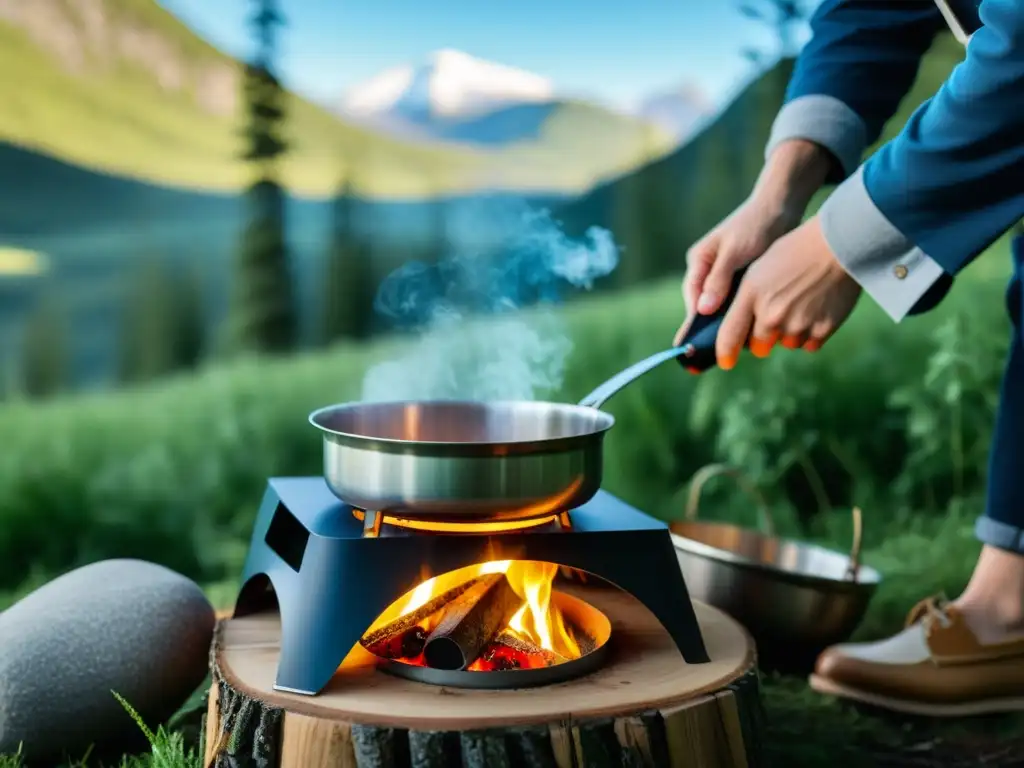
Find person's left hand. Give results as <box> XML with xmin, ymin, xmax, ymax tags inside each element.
<box><xmin>715</xmin><ymin>215</ymin><xmax>862</xmax><ymax>369</ymax></box>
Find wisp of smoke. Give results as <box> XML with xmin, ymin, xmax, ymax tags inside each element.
<box><xmin>360</xmin><ymin>204</ymin><xmax>619</xmax><ymax>403</ymax></box>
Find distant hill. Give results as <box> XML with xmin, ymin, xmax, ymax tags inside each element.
<box><xmin>0</xmin><ymin>1</ymin><xmax>670</xmax><ymax>198</ymax></box>
<box><xmin>394</xmin><ymin>100</ymin><xmax>669</xmax><ymax>155</ymax></box>
<box><xmin>555</xmin><ymin>33</ymin><xmax>967</xmax><ymax>288</ymax></box>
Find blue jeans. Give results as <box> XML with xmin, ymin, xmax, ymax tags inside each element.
<box><xmin>975</xmin><ymin>231</ymin><xmax>1024</xmax><ymax>553</ymax></box>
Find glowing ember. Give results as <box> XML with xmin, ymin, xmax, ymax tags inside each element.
<box><xmin>361</xmin><ymin>559</ymin><xmax>590</xmax><ymax>671</ymax></box>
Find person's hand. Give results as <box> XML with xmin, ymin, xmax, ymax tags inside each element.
<box><xmin>673</xmin><ymin>194</ymin><xmax>802</xmax><ymax>348</ymax></box>
<box><xmin>715</xmin><ymin>216</ymin><xmax>862</xmax><ymax>369</ymax></box>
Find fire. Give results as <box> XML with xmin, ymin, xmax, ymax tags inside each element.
<box><xmin>504</xmin><ymin>562</ymin><xmax>581</xmax><ymax>659</ymax></box>
<box><xmin>365</xmin><ymin>559</ymin><xmax>581</xmax><ymax>661</ymax></box>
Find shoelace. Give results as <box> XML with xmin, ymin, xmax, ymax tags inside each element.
<box><xmin>905</xmin><ymin>594</ymin><xmax>953</xmax><ymax>636</ymax></box>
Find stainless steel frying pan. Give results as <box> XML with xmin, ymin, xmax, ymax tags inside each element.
<box><xmin>309</xmin><ymin>346</ymin><xmax>694</xmax><ymax>520</ymax></box>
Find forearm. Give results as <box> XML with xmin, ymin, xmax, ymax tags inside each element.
<box><xmin>820</xmin><ymin>0</ymin><xmax>1024</xmax><ymax>321</ymax></box>
<box><xmin>751</xmin><ymin>139</ymin><xmax>833</xmax><ymax>217</ymax></box>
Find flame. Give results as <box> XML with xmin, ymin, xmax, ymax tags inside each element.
<box><xmin>505</xmin><ymin>561</ymin><xmax>581</xmax><ymax>658</ymax></box>
<box><xmin>363</xmin><ymin>559</ymin><xmax>581</xmax><ymax>660</ymax></box>
<box><xmin>400</xmin><ymin>559</ymin><xmax>510</xmax><ymax>617</ymax></box>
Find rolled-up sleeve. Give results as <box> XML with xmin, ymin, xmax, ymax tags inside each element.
<box><xmin>820</xmin><ymin>0</ymin><xmax>1024</xmax><ymax>321</ymax></box>
<box><xmin>765</xmin><ymin>0</ymin><xmax>946</xmax><ymax>181</ymax></box>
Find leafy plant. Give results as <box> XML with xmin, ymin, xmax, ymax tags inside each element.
<box><xmin>889</xmin><ymin>315</ymin><xmax>1003</xmax><ymax>512</ymax></box>
<box><xmin>690</xmin><ymin>352</ymin><xmax>832</xmax><ymax>519</ymax></box>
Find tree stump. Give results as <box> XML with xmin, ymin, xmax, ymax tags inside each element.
<box><xmin>203</xmin><ymin>587</ymin><xmax>764</xmax><ymax>768</ymax></box>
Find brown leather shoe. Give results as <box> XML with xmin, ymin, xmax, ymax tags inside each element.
<box><xmin>809</xmin><ymin>595</ymin><xmax>1024</xmax><ymax>716</ymax></box>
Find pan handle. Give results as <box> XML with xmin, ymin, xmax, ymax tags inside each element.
<box><xmin>577</xmin><ymin>266</ymin><xmax>753</xmax><ymax>410</ymax></box>
<box><xmin>683</xmin><ymin>463</ymin><xmax>775</xmax><ymax>537</ymax></box>
<box><xmin>577</xmin><ymin>347</ymin><xmax>690</xmax><ymax>409</ymax></box>
<box><xmin>673</xmin><ymin>264</ymin><xmax>751</xmax><ymax>374</ymax></box>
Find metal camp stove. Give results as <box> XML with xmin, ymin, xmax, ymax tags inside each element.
<box><xmin>231</xmin><ymin>477</ymin><xmax>710</xmax><ymax>696</ymax></box>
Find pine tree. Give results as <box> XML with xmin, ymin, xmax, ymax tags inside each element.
<box><xmin>170</xmin><ymin>266</ymin><xmax>206</xmax><ymax>371</ymax></box>
<box><xmin>119</xmin><ymin>258</ymin><xmax>206</xmax><ymax>384</ymax></box>
<box><xmin>321</xmin><ymin>178</ymin><xmax>376</xmax><ymax>344</ymax></box>
<box><xmin>228</xmin><ymin>0</ymin><xmax>296</xmax><ymax>354</ymax></box>
<box><xmin>20</xmin><ymin>290</ymin><xmax>68</xmax><ymax>399</ymax></box>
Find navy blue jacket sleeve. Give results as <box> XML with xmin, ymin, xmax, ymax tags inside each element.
<box><xmin>766</xmin><ymin>0</ymin><xmax>947</xmax><ymax>182</ymax></box>
<box><xmin>864</xmin><ymin>0</ymin><xmax>1024</xmax><ymax>274</ymax></box>
<box><xmin>819</xmin><ymin>0</ymin><xmax>1024</xmax><ymax>320</ymax></box>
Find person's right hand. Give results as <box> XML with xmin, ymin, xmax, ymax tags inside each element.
<box><xmin>673</xmin><ymin>195</ymin><xmax>803</xmax><ymax>355</ymax></box>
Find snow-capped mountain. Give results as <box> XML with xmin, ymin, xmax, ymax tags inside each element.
<box><xmin>342</xmin><ymin>49</ymin><xmax>556</xmax><ymax>133</ymax></box>
<box><xmin>340</xmin><ymin>49</ymin><xmax>699</xmax><ymax>152</ymax></box>
<box><xmin>635</xmin><ymin>83</ymin><xmax>715</xmax><ymax>143</ymax></box>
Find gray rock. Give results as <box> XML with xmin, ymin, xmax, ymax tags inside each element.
<box><xmin>0</xmin><ymin>559</ymin><xmax>215</xmax><ymax>762</ymax></box>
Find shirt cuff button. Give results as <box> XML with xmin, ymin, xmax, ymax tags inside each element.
<box><xmin>893</xmin><ymin>265</ymin><xmax>909</xmax><ymax>279</ymax></box>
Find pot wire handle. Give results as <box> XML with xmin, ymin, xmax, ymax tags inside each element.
<box><xmin>844</xmin><ymin>506</ymin><xmax>863</xmax><ymax>582</ymax></box>
<box><xmin>684</xmin><ymin>463</ymin><xmax>774</xmax><ymax>537</ymax></box>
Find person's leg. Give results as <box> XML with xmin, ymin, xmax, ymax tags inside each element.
<box><xmin>809</xmin><ymin>226</ymin><xmax>1024</xmax><ymax>716</ymax></box>
<box><xmin>954</xmin><ymin>224</ymin><xmax>1024</xmax><ymax>642</ymax></box>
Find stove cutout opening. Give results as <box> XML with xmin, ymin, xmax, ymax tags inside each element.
<box><xmin>359</xmin><ymin>560</ymin><xmax>611</xmax><ymax>689</ymax></box>
<box><xmin>264</xmin><ymin>503</ymin><xmax>309</xmax><ymax>571</ymax></box>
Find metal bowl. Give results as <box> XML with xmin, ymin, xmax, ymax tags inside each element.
<box><xmin>669</xmin><ymin>465</ymin><xmax>881</xmax><ymax>662</ymax></box>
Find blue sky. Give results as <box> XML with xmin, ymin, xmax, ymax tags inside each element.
<box><xmin>158</xmin><ymin>0</ymin><xmax>811</xmax><ymax>110</ymax></box>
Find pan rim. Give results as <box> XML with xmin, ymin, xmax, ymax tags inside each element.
<box><xmin>308</xmin><ymin>400</ymin><xmax>616</xmax><ymax>449</ymax></box>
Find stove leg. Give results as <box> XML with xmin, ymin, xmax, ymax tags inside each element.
<box><xmin>274</xmin><ymin>606</ymin><xmax>379</xmax><ymax>695</ymax></box>
<box><xmin>600</xmin><ymin>538</ymin><xmax>711</xmax><ymax>664</ymax></box>
<box><xmin>250</xmin><ymin>640</ymin><xmax>339</xmax><ymax>696</ymax></box>
<box><xmin>362</xmin><ymin>510</ymin><xmax>383</xmax><ymax>538</ymax></box>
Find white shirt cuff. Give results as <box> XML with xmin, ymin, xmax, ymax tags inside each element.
<box><xmin>819</xmin><ymin>166</ymin><xmax>946</xmax><ymax>322</ymax></box>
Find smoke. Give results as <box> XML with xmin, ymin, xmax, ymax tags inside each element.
<box><xmin>360</xmin><ymin>204</ymin><xmax>619</xmax><ymax>403</ymax></box>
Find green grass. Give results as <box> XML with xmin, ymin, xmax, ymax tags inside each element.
<box><xmin>0</xmin><ymin>0</ymin><xmax>667</xmax><ymax>198</ymax></box>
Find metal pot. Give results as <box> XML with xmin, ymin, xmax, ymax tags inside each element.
<box><xmin>309</xmin><ymin>346</ymin><xmax>691</xmax><ymax>520</ymax></box>
<box><xmin>670</xmin><ymin>464</ymin><xmax>881</xmax><ymax>656</ymax></box>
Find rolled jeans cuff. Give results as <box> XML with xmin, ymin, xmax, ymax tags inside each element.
<box><xmin>975</xmin><ymin>516</ymin><xmax>1024</xmax><ymax>555</ymax></box>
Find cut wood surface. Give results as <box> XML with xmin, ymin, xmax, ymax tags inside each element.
<box><xmin>204</xmin><ymin>586</ymin><xmax>763</xmax><ymax>768</ymax></box>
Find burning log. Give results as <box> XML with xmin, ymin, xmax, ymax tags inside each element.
<box><xmin>366</xmin><ymin>625</ymin><xmax>427</xmax><ymax>660</ymax></box>
<box><xmin>423</xmin><ymin>573</ymin><xmax>524</xmax><ymax>670</ymax></box>
<box><xmin>494</xmin><ymin>631</ymin><xmax>568</xmax><ymax>667</ymax></box>
<box><xmin>472</xmin><ymin>632</ymin><xmax>568</xmax><ymax>671</ymax></box>
<box><xmin>360</xmin><ymin>578</ymin><xmax>480</xmax><ymax>659</ymax></box>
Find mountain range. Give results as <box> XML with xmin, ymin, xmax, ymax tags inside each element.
<box><xmin>0</xmin><ymin>0</ymin><xmax>706</xmax><ymax>198</ymax></box>
<box><xmin>340</xmin><ymin>48</ymin><xmax>713</xmax><ymax>149</ymax></box>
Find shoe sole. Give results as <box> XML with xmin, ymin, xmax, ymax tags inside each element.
<box><xmin>809</xmin><ymin>674</ymin><xmax>1024</xmax><ymax>717</ymax></box>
